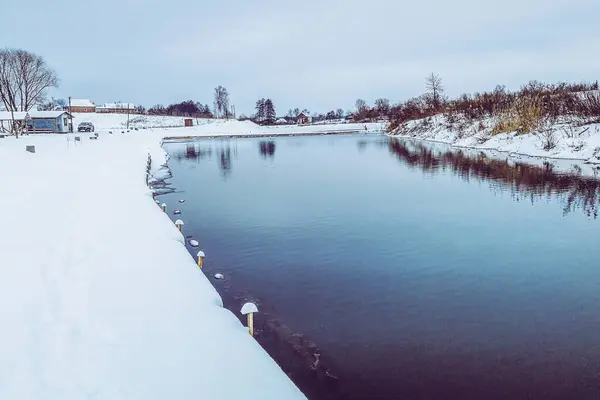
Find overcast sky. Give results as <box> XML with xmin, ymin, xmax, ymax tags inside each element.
<box><xmin>2</xmin><ymin>0</ymin><xmax>599</xmax><ymax>115</ymax></box>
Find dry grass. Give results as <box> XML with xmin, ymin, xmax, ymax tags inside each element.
<box><xmin>491</xmin><ymin>98</ymin><xmax>543</xmax><ymax>135</ymax></box>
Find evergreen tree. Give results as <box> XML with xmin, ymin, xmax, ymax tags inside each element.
<box><xmin>264</xmin><ymin>98</ymin><xmax>276</xmax><ymax>125</ymax></box>
<box><xmin>255</xmin><ymin>98</ymin><xmax>266</xmax><ymax>123</ymax></box>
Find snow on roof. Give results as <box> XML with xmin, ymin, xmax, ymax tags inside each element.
<box><xmin>0</xmin><ymin>111</ymin><xmax>70</xmax><ymax>120</ymax></box>
<box><xmin>70</xmin><ymin>99</ymin><xmax>95</xmax><ymax>107</ymax></box>
<box><xmin>29</xmin><ymin>111</ymin><xmax>71</xmax><ymax>119</ymax></box>
<box><xmin>0</xmin><ymin>111</ymin><xmax>29</xmax><ymax>120</ymax></box>
<box><xmin>99</xmin><ymin>102</ymin><xmax>135</xmax><ymax>109</ymax></box>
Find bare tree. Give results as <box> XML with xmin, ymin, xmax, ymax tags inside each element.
<box><xmin>355</xmin><ymin>98</ymin><xmax>367</xmax><ymax>113</ymax></box>
<box><xmin>213</xmin><ymin>85</ymin><xmax>230</xmax><ymax>119</ymax></box>
<box><xmin>355</xmin><ymin>99</ymin><xmax>370</xmax><ymax>121</ymax></box>
<box><xmin>425</xmin><ymin>73</ymin><xmax>444</xmax><ymax>110</ymax></box>
<box><xmin>0</xmin><ymin>49</ymin><xmax>58</xmax><ymax>112</ymax></box>
<box><xmin>374</xmin><ymin>98</ymin><xmax>390</xmax><ymax>118</ymax></box>
<box><xmin>0</xmin><ymin>49</ymin><xmax>59</xmax><ymax>137</ymax></box>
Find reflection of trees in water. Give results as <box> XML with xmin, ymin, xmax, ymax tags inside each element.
<box><xmin>169</xmin><ymin>142</ymin><xmax>236</xmax><ymax>176</ymax></box>
<box><xmin>219</xmin><ymin>148</ymin><xmax>232</xmax><ymax>176</ymax></box>
<box><xmin>388</xmin><ymin>138</ymin><xmax>600</xmax><ymax>218</ymax></box>
<box><xmin>171</xmin><ymin>144</ymin><xmax>212</xmax><ymax>161</ymax></box>
<box><xmin>259</xmin><ymin>141</ymin><xmax>276</xmax><ymax>158</ymax></box>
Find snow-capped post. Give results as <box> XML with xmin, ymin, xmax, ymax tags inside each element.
<box><xmin>175</xmin><ymin>219</ymin><xmax>184</xmax><ymax>232</ymax></box>
<box><xmin>197</xmin><ymin>250</ymin><xmax>205</xmax><ymax>268</ymax></box>
<box><xmin>161</xmin><ymin>203</ymin><xmax>167</xmax><ymax>213</ymax></box>
<box><xmin>240</xmin><ymin>302</ymin><xmax>259</xmax><ymax>337</ymax></box>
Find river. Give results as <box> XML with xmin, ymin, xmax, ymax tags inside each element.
<box><xmin>158</xmin><ymin>134</ymin><xmax>600</xmax><ymax>399</ymax></box>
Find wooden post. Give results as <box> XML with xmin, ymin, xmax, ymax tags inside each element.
<box><xmin>248</xmin><ymin>313</ymin><xmax>254</xmax><ymax>336</ymax></box>
<box><xmin>240</xmin><ymin>303</ymin><xmax>259</xmax><ymax>337</ymax></box>
<box><xmin>197</xmin><ymin>251</ymin><xmax>205</xmax><ymax>269</ymax></box>
<box><xmin>161</xmin><ymin>203</ymin><xmax>167</xmax><ymax>213</ymax></box>
<box><xmin>175</xmin><ymin>219</ymin><xmax>184</xmax><ymax>232</ymax></box>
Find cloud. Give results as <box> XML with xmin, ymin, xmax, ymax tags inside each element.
<box><xmin>2</xmin><ymin>0</ymin><xmax>599</xmax><ymax>114</ymax></box>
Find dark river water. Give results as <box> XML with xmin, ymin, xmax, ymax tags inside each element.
<box><xmin>158</xmin><ymin>134</ymin><xmax>600</xmax><ymax>400</ymax></box>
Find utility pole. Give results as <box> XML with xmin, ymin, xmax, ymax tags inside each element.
<box><xmin>127</xmin><ymin>103</ymin><xmax>130</xmax><ymax>130</ymax></box>
<box><xmin>68</xmin><ymin>96</ymin><xmax>73</xmax><ymax>132</ymax></box>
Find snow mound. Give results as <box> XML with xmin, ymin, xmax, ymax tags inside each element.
<box><xmin>189</xmin><ymin>239</ymin><xmax>199</xmax><ymax>247</ymax></box>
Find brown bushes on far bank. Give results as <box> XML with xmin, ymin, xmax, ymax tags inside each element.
<box><xmin>388</xmin><ymin>80</ymin><xmax>600</xmax><ymax>133</ymax></box>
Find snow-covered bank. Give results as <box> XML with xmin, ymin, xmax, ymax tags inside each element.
<box><xmin>71</xmin><ymin>112</ymin><xmax>386</xmax><ymax>135</ymax></box>
<box><xmin>0</xmin><ymin>127</ymin><xmax>305</xmax><ymax>399</ymax></box>
<box><xmin>261</xmin><ymin>121</ymin><xmax>385</xmax><ymax>134</ymax></box>
<box><xmin>390</xmin><ymin>115</ymin><xmax>600</xmax><ymax>164</ymax></box>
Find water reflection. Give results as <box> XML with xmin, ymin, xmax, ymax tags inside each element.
<box><xmin>357</xmin><ymin>140</ymin><xmax>368</xmax><ymax>152</ymax></box>
<box><xmin>170</xmin><ymin>143</ymin><xmax>212</xmax><ymax>161</ymax></box>
<box><xmin>219</xmin><ymin>148</ymin><xmax>232</xmax><ymax>176</ymax></box>
<box><xmin>388</xmin><ymin>138</ymin><xmax>600</xmax><ymax>218</ymax></box>
<box><xmin>167</xmin><ymin>142</ymin><xmax>236</xmax><ymax>176</ymax></box>
<box><xmin>259</xmin><ymin>141</ymin><xmax>276</xmax><ymax>158</ymax></box>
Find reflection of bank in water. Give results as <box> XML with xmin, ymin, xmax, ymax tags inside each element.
<box><xmin>388</xmin><ymin>138</ymin><xmax>600</xmax><ymax>218</ymax></box>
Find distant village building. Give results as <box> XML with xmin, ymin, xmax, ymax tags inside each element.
<box><xmin>68</xmin><ymin>99</ymin><xmax>96</xmax><ymax>113</ymax></box>
<box><xmin>97</xmin><ymin>102</ymin><xmax>135</xmax><ymax>114</ymax></box>
<box><xmin>296</xmin><ymin>112</ymin><xmax>311</xmax><ymax>125</ymax></box>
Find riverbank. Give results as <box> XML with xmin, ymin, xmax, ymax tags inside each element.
<box><xmin>390</xmin><ymin>115</ymin><xmax>600</xmax><ymax>164</ymax></box>
<box><xmin>0</xmin><ymin>127</ymin><xmax>305</xmax><ymax>398</ymax></box>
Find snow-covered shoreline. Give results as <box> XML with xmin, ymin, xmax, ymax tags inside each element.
<box><xmin>389</xmin><ymin>115</ymin><xmax>600</xmax><ymax>165</ymax></box>
<box><xmin>0</xmin><ymin>118</ymin><xmax>309</xmax><ymax>399</ymax></box>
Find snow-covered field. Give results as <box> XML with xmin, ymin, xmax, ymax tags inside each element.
<box><xmin>390</xmin><ymin>115</ymin><xmax>600</xmax><ymax>164</ymax></box>
<box><xmin>71</xmin><ymin>112</ymin><xmax>210</xmax><ymax>130</ymax></box>
<box><xmin>0</xmin><ymin>122</ymin><xmax>307</xmax><ymax>399</ymax></box>
<box><xmin>71</xmin><ymin>112</ymin><xmax>385</xmax><ymax>136</ymax></box>
<box><xmin>71</xmin><ymin>112</ymin><xmax>385</xmax><ymax>135</ymax></box>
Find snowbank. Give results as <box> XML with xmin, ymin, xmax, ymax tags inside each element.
<box><xmin>0</xmin><ymin>130</ymin><xmax>305</xmax><ymax>399</ymax></box>
<box><xmin>390</xmin><ymin>115</ymin><xmax>600</xmax><ymax>164</ymax></box>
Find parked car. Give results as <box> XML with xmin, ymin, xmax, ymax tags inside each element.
<box><xmin>77</xmin><ymin>122</ymin><xmax>95</xmax><ymax>132</ymax></box>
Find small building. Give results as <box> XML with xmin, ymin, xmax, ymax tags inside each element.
<box><xmin>296</xmin><ymin>112</ymin><xmax>312</xmax><ymax>125</ymax></box>
<box><xmin>0</xmin><ymin>111</ymin><xmax>72</xmax><ymax>133</ymax></box>
<box><xmin>27</xmin><ymin>111</ymin><xmax>73</xmax><ymax>133</ymax></box>
<box><xmin>184</xmin><ymin>118</ymin><xmax>193</xmax><ymax>127</ymax></box>
<box><xmin>97</xmin><ymin>102</ymin><xmax>135</xmax><ymax>114</ymax></box>
<box><xmin>68</xmin><ymin>99</ymin><xmax>96</xmax><ymax>113</ymax></box>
